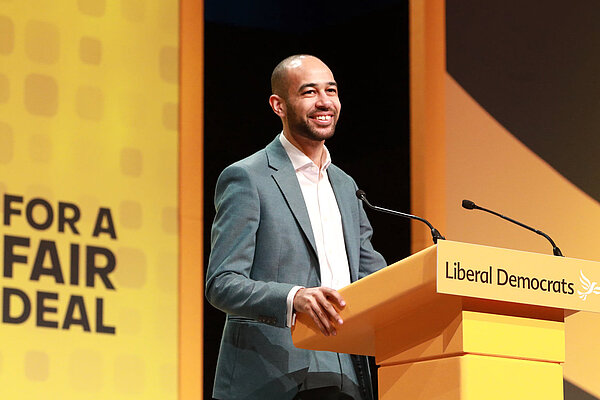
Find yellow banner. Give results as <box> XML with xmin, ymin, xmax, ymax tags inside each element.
<box><xmin>437</xmin><ymin>240</ymin><xmax>600</xmax><ymax>313</ymax></box>
<box><xmin>0</xmin><ymin>1</ymin><xmax>179</xmax><ymax>398</ymax></box>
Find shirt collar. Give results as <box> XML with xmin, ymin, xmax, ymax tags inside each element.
<box><xmin>279</xmin><ymin>133</ymin><xmax>331</xmax><ymax>173</ymax></box>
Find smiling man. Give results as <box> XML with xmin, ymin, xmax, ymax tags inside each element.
<box><xmin>206</xmin><ymin>55</ymin><xmax>386</xmax><ymax>400</ymax></box>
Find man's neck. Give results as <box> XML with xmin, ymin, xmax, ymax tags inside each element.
<box><xmin>282</xmin><ymin>131</ymin><xmax>326</xmax><ymax>168</ymax></box>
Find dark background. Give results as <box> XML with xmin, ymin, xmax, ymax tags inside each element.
<box><xmin>446</xmin><ymin>0</ymin><xmax>600</xmax><ymax>203</ymax></box>
<box><xmin>204</xmin><ymin>1</ymin><xmax>411</xmax><ymax>397</ymax></box>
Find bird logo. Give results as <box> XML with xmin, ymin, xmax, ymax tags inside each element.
<box><xmin>578</xmin><ymin>270</ymin><xmax>600</xmax><ymax>301</ymax></box>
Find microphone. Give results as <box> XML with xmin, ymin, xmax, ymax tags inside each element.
<box><xmin>461</xmin><ymin>199</ymin><xmax>564</xmax><ymax>257</ymax></box>
<box><xmin>356</xmin><ymin>189</ymin><xmax>445</xmax><ymax>244</ymax></box>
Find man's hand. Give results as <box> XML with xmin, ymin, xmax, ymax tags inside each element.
<box><xmin>293</xmin><ymin>287</ymin><xmax>346</xmax><ymax>336</ymax></box>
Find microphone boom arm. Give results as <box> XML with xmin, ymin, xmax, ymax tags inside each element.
<box><xmin>462</xmin><ymin>200</ymin><xmax>564</xmax><ymax>257</ymax></box>
<box><xmin>357</xmin><ymin>190</ymin><xmax>445</xmax><ymax>244</ymax></box>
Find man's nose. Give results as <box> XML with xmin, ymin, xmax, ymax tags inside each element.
<box><xmin>315</xmin><ymin>91</ymin><xmax>333</xmax><ymax>107</ymax></box>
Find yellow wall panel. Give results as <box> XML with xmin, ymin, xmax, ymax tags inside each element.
<box><xmin>0</xmin><ymin>1</ymin><xmax>179</xmax><ymax>398</ymax></box>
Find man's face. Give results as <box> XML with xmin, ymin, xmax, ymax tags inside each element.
<box><xmin>281</xmin><ymin>58</ymin><xmax>341</xmax><ymax>142</ymax></box>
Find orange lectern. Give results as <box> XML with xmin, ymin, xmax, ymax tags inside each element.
<box><xmin>292</xmin><ymin>240</ymin><xmax>600</xmax><ymax>399</ymax></box>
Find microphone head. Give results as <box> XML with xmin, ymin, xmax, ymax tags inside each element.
<box><xmin>356</xmin><ymin>189</ymin><xmax>366</xmax><ymax>200</ymax></box>
<box><xmin>462</xmin><ymin>199</ymin><xmax>477</xmax><ymax>210</ymax></box>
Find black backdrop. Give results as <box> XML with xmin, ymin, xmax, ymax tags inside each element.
<box><xmin>203</xmin><ymin>1</ymin><xmax>410</xmax><ymax>397</ymax></box>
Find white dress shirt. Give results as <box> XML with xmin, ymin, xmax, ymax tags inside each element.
<box><xmin>279</xmin><ymin>134</ymin><xmax>351</xmax><ymax>327</ymax></box>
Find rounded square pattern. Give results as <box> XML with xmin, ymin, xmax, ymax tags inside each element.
<box><xmin>0</xmin><ymin>15</ymin><xmax>14</xmax><ymax>54</ymax></box>
<box><xmin>122</xmin><ymin>0</ymin><xmax>146</xmax><ymax>22</ymax></box>
<box><xmin>162</xmin><ymin>102</ymin><xmax>178</xmax><ymax>131</ymax></box>
<box><xmin>25</xmin><ymin>20</ymin><xmax>60</xmax><ymax>64</ymax></box>
<box><xmin>161</xmin><ymin>206</ymin><xmax>177</xmax><ymax>234</ymax></box>
<box><xmin>25</xmin><ymin>351</ymin><xmax>50</xmax><ymax>381</ymax></box>
<box><xmin>24</xmin><ymin>74</ymin><xmax>58</xmax><ymax>116</ymax></box>
<box><xmin>120</xmin><ymin>147</ymin><xmax>143</xmax><ymax>177</ymax></box>
<box><xmin>119</xmin><ymin>200</ymin><xmax>142</xmax><ymax>229</ymax></box>
<box><xmin>79</xmin><ymin>36</ymin><xmax>102</xmax><ymax>65</ymax></box>
<box><xmin>114</xmin><ymin>247</ymin><xmax>147</xmax><ymax>288</ymax></box>
<box><xmin>77</xmin><ymin>0</ymin><xmax>105</xmax><ymax>17</ymax></box>
<box><xmin>159</xmin><ymin>46</ymin><xmax>178</xmax><ymax>84</ymax></box>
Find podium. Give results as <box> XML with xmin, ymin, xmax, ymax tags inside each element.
<box><xmin>292</xmin><ymin>240</ymin><xmax>600</xmax><ymax>399</ymax></box>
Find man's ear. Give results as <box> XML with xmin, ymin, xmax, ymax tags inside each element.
<box><xmin>269</xmin><ymin>94</ymin><xmax>286</xmax><ymax>118</ymax></box>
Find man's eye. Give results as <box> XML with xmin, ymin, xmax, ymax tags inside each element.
<box><xmin>303</xmin><ymin>89</ymin><xmax>316</xmax><ymax>95</ymax></box>
<box><xmin>327</xmin><ymin>88</ymin><xmax>337</xmax><ymax>94</ymax></box>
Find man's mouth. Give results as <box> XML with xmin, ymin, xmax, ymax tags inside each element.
<box><xmin>311</xmin><ymin>114</ymin><xmax>334</xmax><ymax>124</ymax></box>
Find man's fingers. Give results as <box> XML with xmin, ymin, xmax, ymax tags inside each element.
<box><xmin>321</xmin><ymin>300</ymin><xmax>343</xmax><ymax>325</ymax></box>
<box><xmin>322</xmin><ymin>287</ymin><xmax>346</xmax><ymax>308</ymax></box>
<box><xmin>293</xmin><ymin>287</ymin><xmax>346</xmax><ymax>336</ymax></box>
<box><xmin>315</xmin><ymin>290</ymin><xmax>344</xmax><ymax>325</ymax></box>
<box><xmin>309</xmin><ymin>311</ymin><xmax>328</xmax><ymax>336</ymax></box>
<box><xmin>311</xmin><ymin>299</ymin><xmax>337</xmax><ymax>336</ymax></box>
<box><xmin>309</xmin><ymin>304</ymin><xmax>337</xmax><ymax>336</ymax></box>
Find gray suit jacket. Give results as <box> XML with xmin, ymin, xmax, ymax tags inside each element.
<box><xmin>206</xmin><ymin>135</ymin><xmax>386</xmax><ymax>399</ymax></box>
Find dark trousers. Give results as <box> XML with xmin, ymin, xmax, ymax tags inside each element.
<box><xmin>294</xmin><ymin>386</ymin><xmax>356</xmax><ymax>400</ymax></box>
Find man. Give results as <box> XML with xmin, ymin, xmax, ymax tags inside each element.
<box><xmin>206</xmin><ymin>55</ymin><xmax>386</xmax><ymax>399</ymax></box>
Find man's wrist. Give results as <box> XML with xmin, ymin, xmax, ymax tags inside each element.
<box><xmin>286</xmin><ymin>286</ymin><xmax>304</xmax><ymax>327</ymax></box>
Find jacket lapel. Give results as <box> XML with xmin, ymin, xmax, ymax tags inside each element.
<box><xmin>266</xmin><ymin>136</ymin><xmax>318</xmax><ymax>259</ymax></box>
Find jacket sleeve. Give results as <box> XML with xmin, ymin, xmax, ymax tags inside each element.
<box><xmin>205</xmin><ymin>164</ymin><xmax>295</xmax><ymax>328</ymax></box>
<box><xmin>356</xmin><ymin>191</ymin><xmax>387</xmax><ymax>279</ymax></box>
